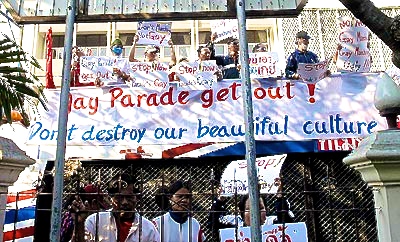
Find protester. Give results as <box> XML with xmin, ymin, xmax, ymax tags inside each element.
<box><xmin>129</xmin><ymin>34</ymin><xmax>177</xmax><ymax>68</ymax></box>
<box><xmin>70</xmin><ymin>46</ymin><xmax>96</xmax><ymax>87</ymax></box>
<box><xmin>73</xmin><ymin>173</ymin><xmax>160</xmax><ymax>242</ymax></box>
<box><xmin>207</xmin><ymin>34</ymin><xmax>240</xmax><ymax>79</ymax></box>
<box><xmin>208</xmin><ymin>179</ymin><xmax>295</xmax><ymax>237</ymax></box>
<box><xmin>153</xmin><ymin>180</ymin><xmax>206</xmax><ymax>242</ymax></box>
<box><xmin>195</xmin><ymin>45</ymin><xmax>223</xmax><ymax>80</ymax></box>
<box><xmin>107</xmin><ymin>38</ymin><xmax>131</xmax><ymax>86</ymax></box>
<box><xmin>285</xmin><ymin>31</ymin><xmax>320</xmax><ymax>79</ymax></box>
<box><xmin>60</xmin><ymin>184</ymin><xmax>109</xmax><ymax>242</ymax></box>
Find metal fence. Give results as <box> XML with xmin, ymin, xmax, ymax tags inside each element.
<box><xmin>29</xmin><ymin>151</ymin><xmax>376</xmax><ymax>242</ymax></box>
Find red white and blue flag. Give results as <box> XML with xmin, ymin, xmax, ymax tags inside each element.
<box><xmin>3</xmin><ymin>190</ymin><xmax>36</xmax><ymax>242</ymax></box>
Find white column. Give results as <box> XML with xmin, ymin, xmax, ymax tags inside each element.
<box><xmin>344</xmin><ymin>129</ymin><xmax>400</xmax><ymax>242</ymax></box>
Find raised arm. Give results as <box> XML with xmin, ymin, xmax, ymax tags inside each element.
<box><xmin>129</xmin><ymin>34</ymin><xmax>139</xmax><ymax>62</ymax></box>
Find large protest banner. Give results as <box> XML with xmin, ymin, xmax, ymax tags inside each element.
<box><xmin>26</xmin><ymin>73</ymin><xmax>386</xmax><ymax>147</ymax></box>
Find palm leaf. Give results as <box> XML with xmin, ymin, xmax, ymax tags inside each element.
<box><xmin>0</xmin><ymin>33</ymin><xmax>48</xmax><ymax>126</ymax></box>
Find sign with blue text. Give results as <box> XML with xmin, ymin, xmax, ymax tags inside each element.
<box><xmin>26</xmin><ymin>73</ymin><xmax>386</xmax><ymax>146</ymax></box>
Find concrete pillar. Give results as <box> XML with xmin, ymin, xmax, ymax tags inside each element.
<box><xmin>343</xmin><ymin>129</ymin><xmax>400</xmax><ymax>242</ymax></box>
<box><xmin>0</xmin><ymin>137</ymin><xmax>35</xmax><ymax>242</ymax></box>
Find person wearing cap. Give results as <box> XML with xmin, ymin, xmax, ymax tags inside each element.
<box><xmin>206</xmin><ymin>33</ymin><xmax>240</xmax><ymax>79</ymax></box>
<box><xmin>73</xmin><ymin>173</ymin><xmax>160</xmax><ymax>242</ymax></box>
<box><xmin>129</xmin><ymin>34</ymin><xmax>176</xmax><ymax>68</ymax></box>
<box><xmin>110</xmin><ymin>38</ymin><xmax>131</xmax><ymax>84</ymax></box>
<box><xmin>285</xmin><ymin>31</ymin><xmax>320</xmax><ymax>79</ymax></box>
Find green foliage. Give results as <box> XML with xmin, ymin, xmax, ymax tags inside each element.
<box><xmin>0</xmin><ymin>33</ymin><xmax>48</xmax><ymax>126</ymax></box>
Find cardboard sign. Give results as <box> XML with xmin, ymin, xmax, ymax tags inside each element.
<box><xmin>136</xmin><ymin>21</ymin><xmax>172</xmax><ymax>46</ymax></box>
<box><xmin>248</xmin><ymin>52</ymin><xmax>280</xmax><ymax>78</ymax></box>
<box><xmin>336</xmin><ymin>16</ymin><xmax>371</xmax><ymax>73</ymax></box>
<box><xmin>219</xmin><ymin>222</ymin><xmax>308</xmax><ymax>242</ymax></box>
<box><xmin>297</xmin><ymin>60</ymin><xmax>329</xmax><ymax>83</ymax></box>
<box><xmin>80</xmin><ymin>56</ymin><xmax>129</xmax><ymax>84</ymax></box>
<box><xmin>176</xmin><ymin>60</ymin><xmax>218</xmax><ymax>90</ymax></box>
<box><xmin>129</xmin><ymin>62</ymin><xmax>170</xmax><ymax>91</ymax></box>
<box><xmin>220</xmin><ymin>155</ymin><xmax>287</xmax><ymax>195</ymax></box>
<box><xmin>210</xmin><ymin>19</ymin><xmax>239</xmax><ymax>43</ymax></box>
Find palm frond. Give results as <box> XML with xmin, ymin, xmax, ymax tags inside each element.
<box><xmin>0</xmin><ymin>33</ymin><xmax>47</xmax><ymax>126</ymax></box>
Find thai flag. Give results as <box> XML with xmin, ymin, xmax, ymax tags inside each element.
<box><xmin>3</xmin><ymin>189</ymin><xmax>36</xmax><ymax>242</ymax></box>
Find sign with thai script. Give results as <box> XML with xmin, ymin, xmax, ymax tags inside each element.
<box><xmin>220</xmin><ymin>154</ymin><xmax>286</xmax><ymax>195</ymax></box>
<box><xmin>136</xmin><ymin>21</ymin><xmax>172</xmax><ymax>46</ymax></box>
<box><xmin>336</xmin><ymin>16</ymin><xmax>371</xmax><ymax>73</ymax></box>
<box><xmin>219</xmin><ymin>222</ymin><xmax>308</xmax><ymax>242</ymax></box>
<box><xmin>176</xmin><ymin>61</ymin><xmax>218</xmax><ymax>90</ymax></box>
<box><xmin>248</xmin><ymin>52</ymin><xmax>280</xmax><ymax>78</ymax></box>
<box><xmin>211</xmin><ymin>19</ymin><xmax>239</xmax><ymax>42</ymax></box>
<box><xmin>26</xmin><ymin>73</ymin><xmax>386</xmax><ymax>146</ymax></box>
<box><xmin>297</xmin><ymin>60</ymin><xmax>330</xmax><ymax>82</ymax></box>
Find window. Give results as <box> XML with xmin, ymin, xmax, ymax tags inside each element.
<box><xmin>76</xmin><ymin>34</ymin><xmax>107</xmax><ymax>47</ymax></box>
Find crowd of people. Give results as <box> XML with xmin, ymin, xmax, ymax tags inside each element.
<box><xmin>69</xmin><ymin>29</ymin><xmax>329</xmax><ymax>87</ymax></box>
<box><xmin>61</xmin><ymin>173</ymin><xmax>294</xmax><ymax>242</ymax></box>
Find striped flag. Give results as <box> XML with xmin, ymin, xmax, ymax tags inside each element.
<box><xmin>3</xmin><ymin>189</ymin><xmax>36</xmax><ymax>242</ymax></box>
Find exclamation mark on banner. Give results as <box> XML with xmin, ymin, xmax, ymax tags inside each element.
<box><xmin>307</xmin><ymin>83</ymin><xmax>316</xmax><ymax>103</ymax></box>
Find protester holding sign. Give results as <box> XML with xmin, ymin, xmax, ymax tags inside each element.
<box><xmin>129</xmin><ymin>34</ymin><xmax>177</xmax><ymax>68</ymax></box>
<box><xmin>70</xmin><ymin>46</ymin><xmax>96</xmax><ymax>87</ymax></box>
<box><xmin>252</xmin><ymin>43</ymin><xmax>268</xmax><ymax>53</ymax></box>
<box><xmin>285</xmin><ymin>31</ymin><xmax>320</xmax><ymax>79</ymax></box>
<box><xmin>207</xmin><ymin>34</ymin><xmax>240</xmax><ymax>79</ymax></box>
<box><xmin>153</xmin><ymin>180</ymin><xmax>206</xmax><ymax>242</ymax></box>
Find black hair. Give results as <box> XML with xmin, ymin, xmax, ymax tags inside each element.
<box><xmin>197</xmin><ymin>45</ymin><xmax>211</xmax><ymax>55</ymax></box>
<box><xmin>155</xmin><ymin>185</ymin><xmax>170</xmax><ymax>211</ymax></box>
<box><xmin>227</xmin><ymin>38</ymin><xmax>239</xmax><ymax>45</ymax></box>
<box><xmin>107</xmin><ymin>173</ymin><xmax>139</xmax><ymax>195</ymax></box>
<box><xmin>168</xmin><ymin>180</ymin><xmax>192</xmax><ymax>196</ymax></box>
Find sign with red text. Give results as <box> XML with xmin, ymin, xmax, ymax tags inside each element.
<box><xmin>80</xmin><ymin>56</ymin><xmax>129</xmax><ymax>84</ymax></box>
<box><xmin>248</xmin><ymin>52</ymin><xmax>280</xmax><ymax>78</ymax></box>
<box><xmin>220</xmin><ymin>154</ymin><xmax>286</xmax><ymax>195</ymax></box>
<box><xmin>176</xmin><ymin>61</ymin><xmax>218</xmax><ymax>90</ymax></box>
<box><xmin>318</xmin><ymin>138</ymin><xmax>362</xmax><ymax>151</ymax></box>
<box><xmin>26</xmin><ymin>73</ymin><xmax>386</xmax><ymax>146</ymax></box>
<box><xmin>219</xmin><ymin>222</ymin><xmax>308</xmax><ymax>242</ymax></box>
<box><xmin>129</xmin><ymin>62</ymin><xmax>170</xmax><ymax>91</ymax></box>
<box><xmin>136</xmin><ymin>21</ymin><xmax>172</xmax><ymax>46</ymax></box>
<box><xmin>211</xmin><ymin>19</ymin><xmax>239</xmax><ymax>42</ymax></box>
<box><xmin>337</xmin><ymin>16</ymin><xmax>371</xmax><ymax>73</ymax></box>
<box><xmin>297</xmin><ymin>60</ymin><xmax>329</xmax><ymax>82</ymax></box>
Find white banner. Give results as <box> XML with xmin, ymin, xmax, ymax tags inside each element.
<box><xmin>221</xmin><ymin>154</ymin><xmax>286</xmax><ymax>195</ymax></box>
<box><xmin>26</xmin><ymin>73</ymin><xmax>387</xmax><ymax>146</ymax></box>
<box><xmin>210</xmin><ymin>19</ymin><xmax>239</xmax><ymax>43</ymax></box>
<box><xmin>219</xmin><ymin>222</ymin><xmax>308</xmax><ymax>242</ymax></box>
<box><xmin>337</xmin><ymin>16</ymin><xmax>371</xmax><ymax>73</ymax></box>
<box><xmin>136</xmin><ymin>21</ymin><xmax>172</xmax><ymax>46</ymax></box>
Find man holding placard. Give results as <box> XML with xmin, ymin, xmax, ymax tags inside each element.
<box><xmin>285</xmin><ymin>31</ymin><xmax>320</xmax><ymax>80</ymax></box>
